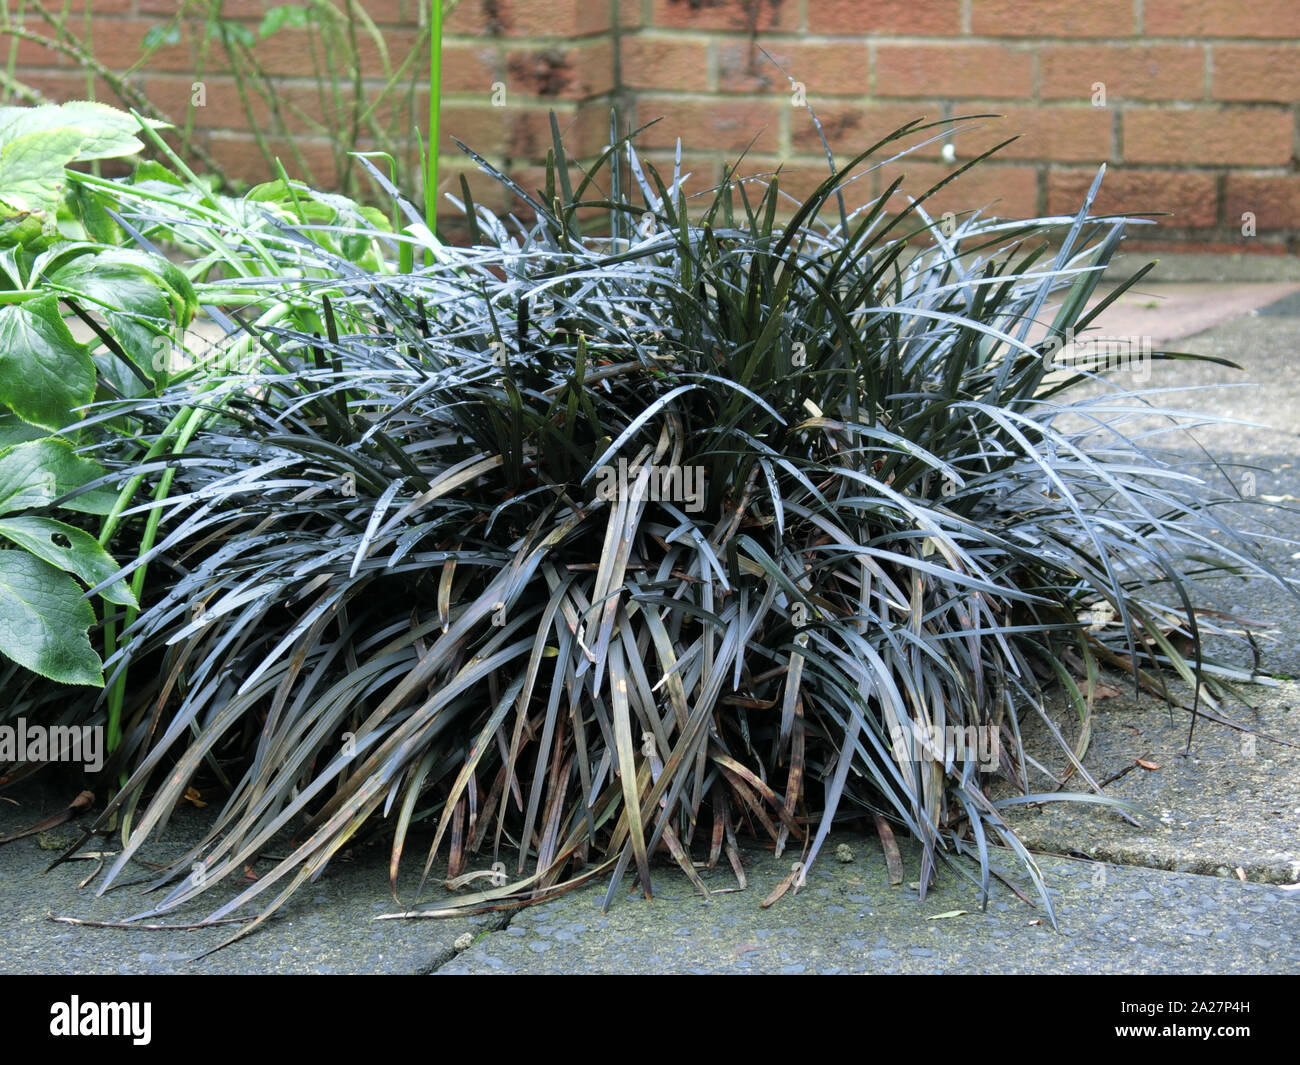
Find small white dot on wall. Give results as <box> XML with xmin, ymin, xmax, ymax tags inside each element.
<box><xmin>941</xmin><ymin>143</ymin><xmax>956</xmax><ymax>164</ymax></box>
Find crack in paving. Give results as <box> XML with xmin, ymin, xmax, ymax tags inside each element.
<box><xmin>425</xmin><ymin>911</ymin><xmax>516</xmax><ymax>973</ymax></box>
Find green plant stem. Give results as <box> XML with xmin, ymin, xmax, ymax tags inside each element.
<box><xmin>425</xmin><ymin>0</ymin><xmax>442</xmax><ymax>258</ymax></box>
<box><xmin>96</xmin><ymin>298</ymin><xmax>301</xmax><ymax>758</ymax></box>
<box><xmin>0</xmin><ymin>0</ymin><xmax>26</xmax><ymax>104</ymax></box>
<box><xmin>97</xmin><ymin>406</ymin><xmax>205</xmax><ymax>756</ymax></box>
<box><xmin>342</xmin><ymin>1</ymin><xmax>364</xmax><ymax>194</ymax></box>
<box><xmin>182</xmin><ymin>0</ymin><xmax>215</xmax><ymax>167</ymax></box>
<box><xmin>79</xmin><ymin>0</ymin><xmax>92</xmax><ymax>101</ymax></box>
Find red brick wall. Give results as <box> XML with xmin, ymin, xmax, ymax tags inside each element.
<box><xmin>9</xmin><ymin>0</ymin><xmax>1298</xmax><ymax>252</ymax></box>
<box><xmin>622</xmin><ymin>0</ymin><xmax>1299</xmax><ymax>254</ymax></box>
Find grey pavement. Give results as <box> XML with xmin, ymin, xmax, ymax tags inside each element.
<box><xmin>3</xmin><ymin>252</ymin><xmax>1299</xmax><ymax>974</ymax></box>
<box><xmin>0</xmin><ymin>785</ymin><xmax>500</xmax><ymax>974</ymax></box>
<box><xmin>434</xmin><ymin>835</ymin><xmax>1298</xmax><ymax>975</ymax></box>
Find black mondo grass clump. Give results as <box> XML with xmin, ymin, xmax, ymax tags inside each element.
<box><xmin>71</xmin><ymin>116</ymin><xmax>1293</xmax><ymax>949</ymax></box>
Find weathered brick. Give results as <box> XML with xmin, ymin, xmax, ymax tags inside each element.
<box><xmin>4</xmin><ymin>32</ymin><xmax>74</xmax><ymax>69</ymax></box>
<box><xmin>206</xmin><ymin>132</ymin><xmax>339</xmax><ymax>185</ymax></box>
<box><xmin>717</xmin><ymin>40</ymin><xmax>868</xmax><ymax>95</ymax></box>
<box><xmin>439</xmin><ymin>102</ymin><xmax>512</xmax><ymax>158</ymax></box>
<box><xmin>141</xmin><ymin>0</ymin><xmax>412</xmax><ymax>18</ymax></box>
<box><xmin>439</xmin><ymin>79</ymin><xmax>509</xmax><ymax>112</ymax></box>
<box><xmin>138</xmin><ymin>0</ymin><xmax>391</xmax><ymax>17</ymax></box>
<box><xmin>1146</xmin><ymin>0</ymin><xmax>1300</xmax><ymax>37</ymax></box>
<box><xmin>446</xmin><ymin>0</ymin><xmax>611</xmax><ymax>37</ymax></box>
<box><xmin>1123</xmin><ymin>108</ymin><xmax>1292</xmax><ymax>166</ymax></box>
<box><xmin>1048</xmin><ymin>168</ymin><xmax>1218</xmax><ymax>227</ymax></box>
<box><xmin>616</xmin><ymin>0</ymin><xmax>644</xmax><ymax>31</ymax></box>
<box><xmin>651</xmin><ymin>0</ymin><xmax>798</xmax><ymax>33</ymax></box>
<box><xmin>507</xmin><ymin>105</ymin><xmax>610</xmax><ymax>160</ymax></box>
<box><xmin>506</xmin><ymin>47</ymin><xmax>581</xmax><ymax>99</ymax></box>
<box><xmin>1213</xmin><ymin>46</ymin><xmax>1300</xmax><ymax>102</ymax></box>
<box><xmin>806</xmin><ymin>0</ymin><xmax>960</xmax><ymax>35</ymax></box>
<box><xmin>623</xmin><ymin>37</ymin><xmax>711</xmax><ymax>92</ymax></box>
<box><xmin>244</xmin><ymin>28</ymin><xmax>324</xmax><ymax>77</ymax></box>
<box><xmin>145</xmin><ymin>74</ymin><xmax>258</xmax><ymax>127</ymax></box>
<box><xmin>280</xmin><ymin>81</ymin><xmax>383</xmax><ymax>135</ymax></box>
<box><xmin>445</xmin><ymin>0</ymin><xmax>508</xmax><ymax>36</ymax></box>
<box><xmin>438</xmin><ymin>44</ymin><xmax>505</xmax><ymax>93</ymax></box>
<box><xmin>13</xmin><ymin>72</ymin><xmax>131</xmax><ymax>108</ymax></box>
<box><xmin>955</xmin><ymin>106</ymin><xmax>1112</xmax><ymax>163</ymax></box>
<box><xmin>511</xmin><ymin>0</ymin><xmax>611</xmax><ymax>37</ymax></box>
<box><xmin>875</xmin><ymin>45</ymin><xmax>1033</xmax><ymax>99</ymax></box>
<box><xmin>247</xmin><ymin>27</ymin><xmax>423</xmax><ymax>77</ymax></box>
<box><xmin>88</xmin><ymin>19</ymin><xmax>201</xmax><ymax>72</ymax></box>
<box><xmin>874</xmin><ymin>161</ymin><xmax>1040</xmax><ymax>220</ymax></box>
<box><xmin>6</xmin><ymin>0</ymin><xmax>1293</xmax><ymax>259</ymax></box>
<box><xmin>1040</xmin><ymin>45</ymin><xmax>1204</xmax><ymax>101</ymax></box>
<box><xmin>575</xmin><ymin>37</ymin><xmax>616</xmax><ymax>96</ymax></box>
<box><xmin>506</xmin><ymin>39</ymin><xmax>614</xmax><ymax>100</ymax></box>
<box><xmin>789</xmin><ymin>103</ymin><xmax>946</xmax><ymax>158</ymax></box>
<box><xmin>634</xmin><ymin>97</ymin><xmax>782</xmax><ymax>154</ymax></box>
<box><xmin>358</xmin><ymin>86</ymin><xmax>430</xmax><ymax>139</ymax></box>
<box><xmin>7</xmin><ymin>71</ymin><xmax>98</xmax><ymax>101</ymax></box>
<box><xmin>971</xmin><ymin>0</ymin><xmax>1134</xmax><ymax>37</ymax></box>
<box><xmin>1224</xmin><ymin>174</ymin><xmax>1300</xmax><ymax>231</ymax></box>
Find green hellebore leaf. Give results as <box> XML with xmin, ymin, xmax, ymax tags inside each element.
<box><xmin>0</xmin><ymin>438</ymin><xmax>118</xmax><ymax>516</ymax></box>
<box><xmin>0</xmin><ymin>127</ymin><xmax>85</xmax><ymax>221</ymax></box>
<box><xmin>0</xmin><ymin>515</ymin><xmax>136</xmax><ymax>606</ymax></box>
<box><xmin>0</xmin><ymin>549</ymin><xmax>103</xmax><ymax>686</ymax></box>
<box><xmin>0</xmin><ymin>294</ymin><xmax>96</xmax><ymax>430</ymax></box>
<box><xmin>0</xmin><ymin>100</ymin><xmax>168</xmax><ymax>162</ymax></box>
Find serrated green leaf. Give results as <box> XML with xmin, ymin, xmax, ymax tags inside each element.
<box><xmin>0</xmin><ymin>294</ymin><xmax>96</xmax><ymax>429</ymax></box>
<box><xmin>129</xmin><ymin>160</ymin><xmax>185</xmax><ymax>187</ymax></box>
<box><xmin>39</xmin><ymin>101</ymin><xmax>166</xmax><ymax>160</ymax></box>
<box><xmin>0</xmin><ymin>438</ymin><xmax>117</xmax><ymax>516</ymax></box>
<box><xmin>51</xmin><ymin>251</ymin><xmax>171</xmax><ymax>317</ymax></box>
<box><xmin>357</xmin><ymin>205</ymin><xmax>392</xmax><ymax>231</ymax></box>
<box><xmin>50</xmin><ymin>247</ymin><xmax>197</xmax><ymax>332</ymax></box>
<box><xmin>246</xmin><ymin>178</ymin><xmax>291</xmax><ymax>202</ymax></box>
<box><xmin>0</xmin><ymin>414</ymin><xmax>46</xmax><ymax>450</ymax></box>
<box><xmin>0</xmin><ymin>549</ymin><xmax>102</xmax><ymax>686</ymax></box>
<box><xmin>0</xmin><ymin>211</ymin><xmax>48</xmax><ymax>250</ymax></box>
<box><xmin>0</xmin><ymin>127</ymin><xmax>84</xmax><ymax>219</ymax></box>
<box><xmin>0</xmin><ymin>101</ymin><xmax>166</xmax><ymax>163</ymax></box>
<box><xmin>0</xmin><ymin>515</ymin><xmax>136</xmax><ymax>606</ymax></box>
<box><xmin>62</xmin><ymin>178</ymin><xmax>121</xmax><ymax>244</ymax></box>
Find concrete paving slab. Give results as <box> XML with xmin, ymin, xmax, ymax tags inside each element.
<box><xmin>0</xmin><ymin>783</ymin><xmax>495</xmax><ymax>974</ymax></box>
<box><xmin>435</xmin><ymin>833</ymin><xmax>1299</xmax><ymax>974</ymax></box>
<box><xmin>1040</xmin><ymin>305</ymin><xmax>1300</xmax><ymax>677</ymax></box>
<box><xmin>998</xmin><ymin>680</ymin><xmax>1300</xmax><ymax>885</ymax></box>
<box><xmin>1256</xmin><ymin>291</ymin><xmax>1300</xmax><ymax>317</ymax></box>
<box><xmin>1114</xmin><ymin>254</ymin><xmax>1300</xmax><ymax>284</ymax></box>
<box><xmin>1084</xmin><ymin>282</ymin><xmax>1300</xmax><ymax>345</ymax></box>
